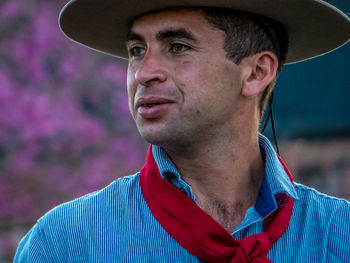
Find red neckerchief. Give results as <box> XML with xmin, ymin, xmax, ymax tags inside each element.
<box><xmin>140</xmin><ymin>146</ymin><xmax>294</xmax><ymax>262</ymax></box>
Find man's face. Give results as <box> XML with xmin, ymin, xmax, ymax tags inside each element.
<box><xmin>126</xmin><ymin>8</ymin><xmax>246</xmax><ymax>149</ymax></box>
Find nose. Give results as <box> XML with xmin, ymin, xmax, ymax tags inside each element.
<box><xmin>134</xmin><ymin>51</ymin><xmax>167</xmax><ymax>86</ymax></box>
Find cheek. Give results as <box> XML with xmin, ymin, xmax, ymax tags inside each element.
<box><xmin>126</xmin><ymin>69</ymin><xmax>136</xmax><ymax>116</ymax></box>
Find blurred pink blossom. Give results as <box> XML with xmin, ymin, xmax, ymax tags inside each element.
<box><xmin>99</xmin><ymin>62</ymin><xmax>127</xmax><ymax>86</ymax></box>
<box><xmin>0</xmin><ymin>1</ymin><xmax>22</xmax><ymax>20</ymax></box>
<box><xmin>0</xmin><ymin>1</ymin><xmax>145</xmax><ymax>261</ymax></box>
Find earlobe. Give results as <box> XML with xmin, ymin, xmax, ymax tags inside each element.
<box><xmin>241</xmin><ymin>51</ymin><xmax>278</xmax><ymax>97</ymax></box>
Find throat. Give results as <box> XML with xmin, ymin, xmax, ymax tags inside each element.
<box><xmin>197</xmin><ymin>198</ymin><xmax>254</xmax><ymax>233</ymax></box>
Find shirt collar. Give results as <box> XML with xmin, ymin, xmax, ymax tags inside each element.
<box><xmin>152</xmin><ymin>133</ymin><xmax>298</xmax><ymax>216</ymax></box>
<box><xmin>255</xmin><ymin>134</ymin><xmax>298</xmax><ymax>218</ymax></box>
<box><xmin>152</xmin><ymin>145</ymin><xmax>196</xmax><ymax>201</ymax></box>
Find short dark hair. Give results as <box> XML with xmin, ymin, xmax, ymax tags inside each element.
<box><xmin>201</xmin><ymin>8</ymin><xmax>289</xmax><ymax>118</ymax></box>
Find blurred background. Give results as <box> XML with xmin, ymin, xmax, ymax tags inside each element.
<box><xmin>0</xmin><ymin>0</ymin><xmax>349</xmax><ymax>261</ymax></box>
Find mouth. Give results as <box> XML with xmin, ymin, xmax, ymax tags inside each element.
<box><xmin>136</xmin><ymin>97</ymin><xmax>174</xmax><ymax>109</ymax></box>
<box><xmin>135</xmin><ymin>97</ymin><xmax>175</xmax><ymax>119</ymax></box>
<box><xmin>140</xmin><ymin>103</ymin><xmax>162</xmax><ymax>107</ymax></box>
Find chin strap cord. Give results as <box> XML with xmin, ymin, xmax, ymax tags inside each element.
<box><xmin>261</xmin><ymin>92</ymin><xmax>280</xmax><ymax>155</ymax></box>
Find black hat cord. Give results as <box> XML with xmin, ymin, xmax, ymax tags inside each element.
<box><xmin>261</xmin><ymin>92</ymin><xmax>280</xmax><ymax>155</ymax></box>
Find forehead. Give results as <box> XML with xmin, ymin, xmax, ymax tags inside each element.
<box><xmin>129</xmin><ymin>8</ymin><xmax>213</xmax><ymax>35</ymax></box>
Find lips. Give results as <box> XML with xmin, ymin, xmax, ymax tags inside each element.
<box><xmin>135</xmin><ymin>97</ymin><xmax>174</xmax><ymax>119</ymax></box>
<box><xmin>136</xmin><ymin>97</ymin><xmax>174</xmax><ymax>108</ymax></box>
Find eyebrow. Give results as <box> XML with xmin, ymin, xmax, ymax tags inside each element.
<box><xmin>156</xmin><ymin>28</ymin><xmax>197</xmax><ymax>42</ymax></box>
<box><xmin>126</xmin><ymin>28</ymin><xmax>197</xmax><ymax>43</ymax></box>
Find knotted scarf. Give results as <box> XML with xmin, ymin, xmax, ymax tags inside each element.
<box><xmin>139</xmin><ymin>146</ymin><xmax>294</xmax><ymax>262</ymax></box>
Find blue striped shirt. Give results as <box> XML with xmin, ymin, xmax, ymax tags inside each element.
<box><xmin>15</xmin><ymin>135</ymin><xmax>350</xmax><ymax>262</ymax></box>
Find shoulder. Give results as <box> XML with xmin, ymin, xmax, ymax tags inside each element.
<box><xmin>14</xmin><ymin>173</ymin><xmax>142</xmax><ymax>262</ymax></box>
<box><xmin>292</xmin><ymin>183</ymin><xmax>350</xmax><ymax>261</ymax></box>
<box><xmin>294</xmin><ymin>182</ymin><xmax>350</xmax><ymax>214</ymax></box>
<box><xmin>38</xmin><ymin>173</ymin><xmax>141</xmax><ymax>227</ymax></box>
<box><xmin>293</xmin><ymin>182</ymin><xmax>350</xmax><ymax>223</ymax></box>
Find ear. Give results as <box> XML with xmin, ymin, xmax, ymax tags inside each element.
<box><xmin>241</xmin><ymin>51</ymin><xmax>278</xmax><ymax>97</ymax></box>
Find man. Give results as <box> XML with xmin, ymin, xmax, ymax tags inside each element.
<box><xmin>15</xmin><ymin>0</ymin><xmax>350</xmax><ymax>262</ymax></box>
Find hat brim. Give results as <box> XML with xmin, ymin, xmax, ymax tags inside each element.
<box><xmin>59</xmin><ymin>0</ymin><xmax>350</xmax><ymax>64</ymax></box>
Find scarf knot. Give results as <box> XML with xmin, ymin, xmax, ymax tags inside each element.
<box><xmin>232</xmin><ymin>233</ymin><xmax>273</xmax><ymax>263</ymax></box>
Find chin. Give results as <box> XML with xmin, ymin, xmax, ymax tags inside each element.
<box><xmin>139</xmin><ymin>130</ymin><xmax>168</xmax><ymax>146</ymax></box>
<box><xmin>137</xmin><ymin>124</ymin><xmax>161</xmax><ymax>142</ymax></box>
<box><xmin>137</xmin><ymin>126</ymin><xmax>180</xmax><ymax>148</ymax></box>
<box><xmin>136</xmin><ymin>119</ymin><xmax>193</xmax><ymax>148</ymax></box>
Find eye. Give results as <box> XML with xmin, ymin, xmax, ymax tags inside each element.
<box><xmin>128</xmin><ymin>46</ymin><xmax>146</xmax><ymax>57</ymax></box>
<box><xmin>170</xmin><ymin>42</ymin><xmax>191</xmax><ymax>53</ymax></box>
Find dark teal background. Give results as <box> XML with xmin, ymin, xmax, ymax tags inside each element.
<box><xmin>265</xmin><ymin>0</ymin><xmax>350</xmax><ymax>139</ymax></box>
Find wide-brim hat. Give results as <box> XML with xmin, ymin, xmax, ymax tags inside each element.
<box><xmin>59</xmin><ymin>0</ymin><xmax>350</xmax><ymax>64</ymax></box>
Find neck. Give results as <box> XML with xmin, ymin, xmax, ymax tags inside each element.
<box><xmin>164</xmin><ymin>131</ymin><xmax>265</xmax><ymax>233</ymax></box>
